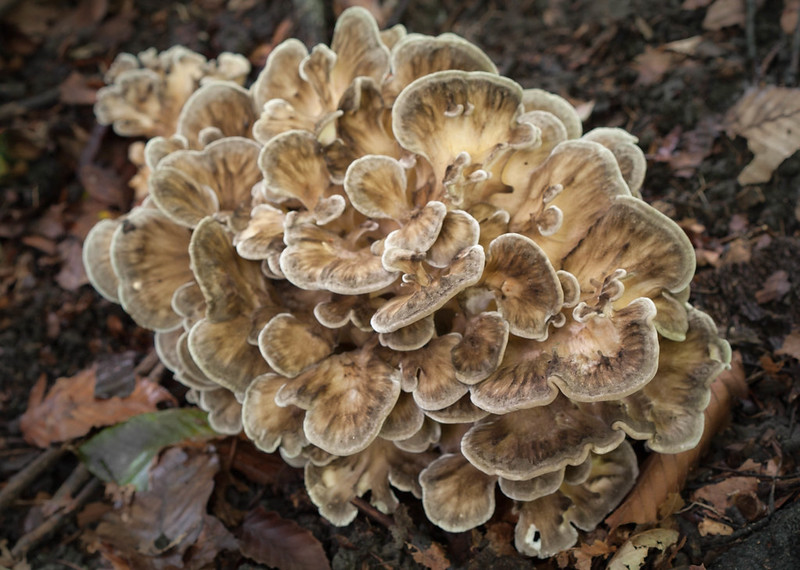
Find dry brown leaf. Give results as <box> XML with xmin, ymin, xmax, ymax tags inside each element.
<box><xmin>755</xmin><ymin>270</ymin><xmax>792</xmax><ymax>303</ymax></box>
<box><xmin>607</xmin><ymin>529</ymin><xmax>680</xmax><ymax>569</ymax></box>
<box><xmin>781</xmin><ymin>0</ymin><xmax>800</xmax><ymax>34</ymax></box>
<box><xmin>703</xmin><ymin>0</ymin><xmax>746</xmax><ymax>30</ymax></box>
<box><xmin>240</xmin><ymin>507</ymin><xmax>331</xmax><ymax>570</ymax></box>
<box><xmin>408</xmin><ymin>542</ymin><xmax>451</xmax><ymax>570</ymax></box>
<box><xmin>777</xmin><ymin>330</ymin><xmax>800</xmax><ymax>360</ymax></box>
<box><xmin>725</xmin><ymin>86</ymin><xmax>800</xmax><ymax>185</ymax></box>
<box><xmin>697</xmin><ymin>518</ymin><xmax>734</xmax><ymax>536</ymax></box>
<box><xmin>692</xmin><ymin>476</ymin><xmax>758</xmax><ymax>512</ymax></box>
<box><xmin>605</xmin><ymin>352</ymin><xmax>746</xmax><ymax>528</ymax></box>
<box><xmin>633</xmin><ymin>46</ymin><xmax>677</xmax><ymax>86</ymax></box>
<box><xmin>91</xmin><ymin>448</ymin><xmax>235</xmax><ymax>568</ymax></box>
<box><xmin>19</xmin><ymin>365</ymin><xmax>175</xmax><ymax>447</ymax></box>
<box><xmin>55</xmin><ymin>238</ymin><xmax>89</xmax><ymax>291</ymax></box>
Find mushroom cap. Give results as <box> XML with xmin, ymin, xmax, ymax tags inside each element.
<box><xmin>420</xmin><ymin>453</ymin><xmax>497</xmax><ymax>532</ymax></box>
<box><xmin>109</xmin><ymin>207</ymin><xmax>193</xmax><ymax>331</ymax></box>
<box><xmin>258</xmin><ymin>313</ymin><xmax>334</xmax><ymax>378</ymax></box>
<box><xmin>384</xmin><ymin>32</ymin><xmax>498</xmax><ymax>102</ymax></box>
<box><xmin>82</xmin><ymin>218</ymin><xmax>121</xmax><ymax>303</ymax></box>
<box><xmin>514</xmin><ymin>442</ymin><xmax>638</xmax><ymax>558</ymax></box>
<box><xmin>150</xmin><ymin>137</ymin><xmax>261</xmax><ymax>228</ymax></box>
<box><xmin>176</xmin><ymin>82</ymin><xmax>257</xmax><ymax>148</ymax></box>
<box><xmin>242</xmin><ymin>373</ymin><xmax>307</xmax><ymax>456</ymax></box>
<box><xmin>275</xmin><ymin>349</ymin><xmax>401</xmax><ymax>456</ymax></box>
<box><xmin>461</xmin><ymin>395</ymin><xmax>626</xmax><ymax>481</ymax></box>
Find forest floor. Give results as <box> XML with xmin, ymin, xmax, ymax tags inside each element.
<box><xmin>1</xmin><ymin>0</ymin><xmax>800</xmax><ymax>568</ymax></box>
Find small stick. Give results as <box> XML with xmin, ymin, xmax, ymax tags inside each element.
<box><xmin>0</xmin><ymin>87</ymin><xmax>61</xmax><ymax>122</ymax></box>
<box><xmin>0</xmin><ymin>446</ymin><xmax>67</xmax><ymax>512</ymax></box>
<box><xmin>10</xmin><ymin>476</ymin><xmax>102</xmax><ymax>559</ymax></box>
<box><xmin>785</xmin><ymin>10</ymin><xmax>800</xmax><ymax>86</ymax></box>
<box><xmin>745</xmin><ymin>0</ymin><xmax>757</xmax><ymax>77</ymax></box>
<box><xmin>351</xmin><ymin>496</ymin><xmax>395</xmax><ymax>528</ymax></box>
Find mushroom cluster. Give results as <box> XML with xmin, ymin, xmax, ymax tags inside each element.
<box><xmin>83</xmin><ymin>8</ymin><xmax>730</xmax><ymax>557</ymax></box>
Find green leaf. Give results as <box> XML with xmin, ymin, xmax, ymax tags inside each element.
<box><xmin>77</xmin><ymin>408</ymin><xmax>218</xmax><ymax>490</ymax></box>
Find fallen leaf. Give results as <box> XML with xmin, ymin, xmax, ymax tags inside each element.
<box><xmin>776</xmin><ymin>330</ymin><xmax>800</xmax><ymax>360</ymax></box>
<box><xmin>697</xmin><ymin>518</ymin><xmax>734</xmax><ymax>536</ymax></box>
<box><xmin>485</xmin><ymin>522</ymin><xmax>516</xmax><ymax>557</ymax></box>
<box><xmin>692</xmin><ymin>476</ymin><xmax>758</xmax><ymax>512</ymax></box>
<box><xmin>78</xmin><ymin>408</ymin><xmax>217</xmax><ymax>489</ymax></box>
<box><xmin>91</xmin><ymin>447</ymin><xmax>235</xmax><ymax>568</ymax></box>
<box><xmin>19</xmin><ymin>366</ymin><xmax>176</xmax><ymax>448</ymax></box>
<box><xmin>408</xmin><ymin>542</ymin><xmax>451</xmax><ymax>570</ymax></box>
<box><xmin>606</xmin><ymin>352</ymin><xmax>746</xmax><ymax>527</ymax></box>
<box><xmin>725</xmin><ymin>86</ymin><xmax>800</xmax><ymax>185</ymax></box>
<box><xmin>633</xmin><ymin>46</ymin><xmax>677</xmax><ymax>86</ymax></box>
<box><xmin>781</xmin><ymin>0</ymin><xmax>800</xmax><ymax>34</ymax></box>
<box><xmin>240</xmin><ymin>506</ymin><xmax>331</xmax><ymax>570</ymax></box>
<box><xmin>754</xmin><ymin>270</ymin><xmax>791</xmax><ymax>303</ymax></box>
<box><xmin>607</xmin><ymin>529</ymin><xmax>680</xmax><ymax>570</ymax></box>
<box><xmin>59</xmin><ymin>71</ymin><xmax>98</xmax><ymax>105</ymax></box>
<box><xmin>55</xmin><ymin>238</ymin><xmax>88</xmax><ymax>291</ymax></box>
<box><xmin>703</xmin><ymin>0</ymin><xmax>746</xmax><ymax>30</ymax></box>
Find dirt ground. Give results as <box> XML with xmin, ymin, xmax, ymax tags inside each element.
<box><xmin>1</xmin><ymin>0</ymin><xmax>800</xmax><ymax>568</ymax></box>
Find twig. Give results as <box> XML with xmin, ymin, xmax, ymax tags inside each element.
<box><xmin>785</xmin><ymin>8</ymin><xmax>800</xmax><ymax>86</ymax></box>
<box><xmin>133</xmin><ymin>349</ymin><xmax>161</xmax><ymax>377</ymax></box>
<box><xmin>351</xmin><ymin>496</ymin><xmax>395</xmax><ymax>528</ymax></box>
<box><xmin>43</xmin><ymin>463</ymin><xmax>92</xmax><ymax>517</ymax></box>
<box><xmin>0</xmin><ymin>87</ymin><xmax>61</xmax><ymax>122</ymax></box>
<box><xmin>745</xmin><ymin>0</ymin><xmax>757</xmax><ymax>78</ymax></box>
<box><xmin>0</xmin><ymin>446</ymin><xmax>68</xmax><ymax>512</ymax></box>
<box><xmin>10</xmin><ymin>475</ymin><xmax>101</xmax><ymax>559</ymax></box>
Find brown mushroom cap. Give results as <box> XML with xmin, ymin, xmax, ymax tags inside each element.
<box><xmin>280</xmin><ymin>218</ymin><xmax>399</xmax><ymax>295</ymax></box>
<box><xmin>400</xmin><ymin>333</ymin><xmax>468</xmax><ymax>410</ymax></box>
<box><xmin>384</xmin><ymin>32</ymin><xmax>498</xmax><ymax>102</ymax></box>
<box><xmin>392</xmin><ymin>70</ymin><xmax>536</xmax><ymax>205</ymax></box>
<box><xmin>483</xmin><ymin>233</ymin><xmax>564</xmax><ymax>340</ymax></box>
<box><xmin>343</xmin><ymin>154</ymin><xmax>412</xmax><ymax>221</ymax></box>
<box><xmin>176</xmin><ymin>82</ymin><xmax>257</xmax><ymax>148</ymax></box>
<box><xmin>608</xmin><ymin>306</ymin><xmax>731</xmax><ymax>453</ymax></box>
<box><xmin>371</xmin><ymin>244</ymin><xmax>485</xmax><ymax>333</ymax></box>
<box><xmin>451</xmin><ymin>311</ymin><xmax>510</xmax><ymax>384</ymax></box>
<box><xmin>471</xmin><ymin>297</ymin><xmax>659</xmax><ymax>413</ymax></box>
<box><xmin>582</xmin><ymin>127</ymin><xmax>646</xmax><ymax>197</ymax></box>
<box><xmin>258</xmin><ymin>129</ymin><xmax>335</xmax><ymax>214</ymax></box>
<box><xmin>379</xmin><ymin>391</ymin><xmax>426</xmax><ymax>441</ymax></box>
<box><xmin>493</xmin><ymin>140</ymin><xmax>631</xmax><ymax>263</ymax></box>
<box><xmin>258</xmin><ymin>313</ymin><xmax>334</xmax><ymax>377</ymax></box>
<box><xmin>461</xmin><ymin>395</ymin><xmax>626</xmax><ymax>481</ymax></box>
<box><xmin>499</xmin><ymin>469</ymin><xmax>564</xmax><ymax>502</ymax></box>
<box><xmin>198</xmin><ymin>387</ymin><xmax>243</xmax><ymax>435</ymax></box>
<box><xmin>521</xmin><ymin>88</ymin><xmax>582</xmax><ymax>140</ymax></box>
<box><xmin>110</xmin><ymin>207</ymin><xmax>193</xmax><ymax>331</ymax></box>
<box><xmin>514</xmin><ymin>442</ymin><xmax>638</xmax><ymax>557</ymax></box>
<box><xmin>304</xmin><ymin>439</ymin><xmax>433</xmax><ymax>525</ymax></box>
<box><xmin>189</xmin><ymin>216</ymin><xmax>276</xmax><ymax>322</ymax></box>
<box><xmin>150</xmin><ymin>137</ymin><xmax>261</xmax><ymax>228</ymax></box>
<box><xmin>250</xmin><ymin>38</ymin><xmax>322</xmax><ymax>124</ymax></box>
<box><xmin>82</xmin><ymin>218</ymin><xmax>121</xmax><ymax>303</ymax></box>
<box><xmin>275</xmin><ymin>348</ymin><xmax>401</xmax><ymax>455</ymax></box>
<box><xmin>420</xmin><ymin>452</ymin><xmax>497</xmax><ymax>532</ymax></box>
<box><xmin>242</xmin><ymin>372</ymin><xmax>307</xmax><ymax>456</ymax></box>
<box><xmin>188</xmin><ymin>315</ymin><xmax>269</xmax><ymax>394</ymax></box>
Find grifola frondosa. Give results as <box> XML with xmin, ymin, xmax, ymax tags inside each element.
<box><xmin>83</xmin><ymin>7</ymin><xmax>731</xmax><ymax>558</ymax></box>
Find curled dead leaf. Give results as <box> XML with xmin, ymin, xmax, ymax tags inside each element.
<box><xmin>725</xmin><ymin>86</ymin><xmax>800</xmax><ymax>185</ymax></box>
<box><xmin>240</xmin><ymin>506</ymin><xmax>331</xmax><ymax>570</ymax></box>
<box><xmin>20</xmin><ymin>365</ymin><xmax>176</xmax><ymax>448</ymax></box>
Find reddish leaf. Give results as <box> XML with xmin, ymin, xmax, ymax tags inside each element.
<box><xmin>19</xmin><ymin>365</ymin><xmax>176</xmax><ymax>447</ymax></box>
<box><xmin>777</xmin><ymin>331</ymin><xmax>800</xmax><ymax>360</ymax></box>
<box><xmin>408</xmin><ymin>542</ymin><xmax>451</xmax><ymax>570</ymax></box>
<box><xmin>240</xmin><ymin>506</ymin><xmax>331</xmax><ymax>570</ymax></box>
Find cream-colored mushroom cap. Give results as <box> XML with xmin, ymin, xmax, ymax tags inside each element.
<box><xmin>109</xmin><ymin>207</ymin><xmax>193</xmax><ymax>331</ymax></box>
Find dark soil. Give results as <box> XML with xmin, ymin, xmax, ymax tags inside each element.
<box><xmin>2</xmin><ymin>0</ymin><xmax>799</xmax><ymax>568</ymax></box>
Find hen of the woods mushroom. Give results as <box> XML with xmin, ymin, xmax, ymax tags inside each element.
<box><xmin>83</xmin><ymin>8</ymin><xmax>731</xmax><ymax>558</ymax></box>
